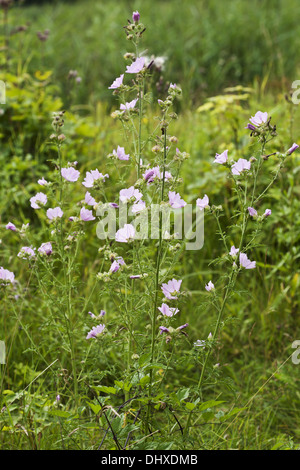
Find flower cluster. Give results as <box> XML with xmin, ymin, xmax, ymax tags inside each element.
<box><xmin>159</xmin><ymin>279</ymin><xmax>187</xmax><ymax>338</ymax></box>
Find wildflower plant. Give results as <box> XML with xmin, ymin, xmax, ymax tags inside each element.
<box><xmin>1</xmin><ymin>10</ymin><xmax>298</xmax><ymax>451</ymax></box>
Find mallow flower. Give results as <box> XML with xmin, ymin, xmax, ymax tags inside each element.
<box><xmin>86</xmin><ymin>324</ymin><xmax>105</xmax><ymax>339</ymax></box>
<box><xmin>120</xmin><ymin>186</ymin><xmax>142</xmax><ymax>204</ymax></box>
<box><xmin>287</xmin><ymin>143</ymin><xmax>299</xmax><ymax>154</ymax></box>
<box><xmin>158</xmin><ymin>303</ymin><xmax>179</xmax><ymax>317</ymax></box>
<box><xmin>239</xmin><ymin>253</ymin><xmax>256</xmax><ymax>269</ymax></box>
<box><xmin>161</xmin><ymin>278</ymin><xmax>182</xmax><ymax>299</ymax></box>
<box><xmin>214</xmin><ymin>150</ymin><xmax>228</xmax><ymax>164</ymax></box>
<box><xmin>61</xmin><ymin>167</ymin><xmax>80</xmax><ymax>182</ymax></box>
<box><xmin>110</xmin><ymin>257</ymin><xmax>125</xmax><ymax>273</ymax></box>
<box><xmin>84</xmin><ymin>191</ymin><xmax>96</xmax><ymax>206</ymax></box>
<box><xmin>38</xmin><ymin>242</ymin><xmax>52</xmax><ymax>256</ymax></box>
<box><xmin>18</xmin><ymin>246</ymin><xmax>36</xmax><ymax>260</ymax></box>
<box><xmin>80</xmin><ymin>207</ymin><xmax>95</xmax><ymax>221</ymax></box>
<box><xmin>108</xmin><ymin>74</ymin><xmax>124</xmax><ymax>90</ymax></box>
<box><xmin>115</xmin><ymin>224</ymin><xmax>135</xmax><ymax>243</ymax></box>
<box><xmin>125</xmin><ymin>57</ymin><xmax>145</xmax><ymax>74</ymax></box>
<box><xmin>231</xmin><ymin>158</ymin><xmax>251</xmax><ymax>176</ymax></box>
<box><xmin>30</xmin><ymin>192</ymin><xmax>47</xmax><ymax>209</ymax></box>
<box><xmin>113</xmin><ymin>146</ymin><xmax>129</xmax><ymax>161</ymax></box>
<box><xmin>168</xmin><ymin>191</ymin><xmax>186</xmax><ymax>209</ymax></box>
<box><xmin>196</xmin><ymin>194</ymin><xmax>209</xmax><ymax>210</ymax></box>
<box><xmin>205</xmin><ymin>281</ymin><xmax>215</xmax><ymax>291</ymax></box>
<box><xmin>143</xmin><ymin>166</ymin><xmax>172</xmax><ymax>184</ymax></box>
<box><xmin>82</xmin><ymin>169</ymin><xmax>109</xmax><ymax>188</ymax></box>
<box><xmin>38</xmin><ymin>177</ymin><xmax>49</xmax><ymax>186</ymax></box>
<box><xmin>131</xmin><ymin>201</ymin><xmax>146</xmax><ymax>214</ymax></box>
<box><xmin>47</xmin><ymin>207</ymin><xmax>63</xmax><ymax>221</ymax></box>
<box><xmin>6</xmin><ymin>222</ymin><xmax>17</xmax><ymax>231</ymax></box>
<box><xmin>120</xmin><ymin>99</ymin><xmax>138</xmax><ymax>111</ymax></box>
<box><xmin>264</xmin><ymin>209</ymin><xmax>272</xmax><ymax>217</ymax></box>
<box><xmin>248</xmin><ymin>207</ymin><xmax>257</xmax><ymax>217</ymax></box>
<box><xmin>229</xmin><ymin>245</ymin><xmax>239</xmax><ymax>257</ymax></box>
<box><xmin>0</xmin><ymin>267</ymin><xmax>15</xmax><ymax>284</ymax></box>
<box><xmin>249</xmin><ymin>111</ymin><xmax>268</xmax><ymax>127</ymax></box>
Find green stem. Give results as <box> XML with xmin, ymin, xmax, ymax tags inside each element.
<box><xmin>146</xmin><ymin>122</ymin><xmax>168</xmax><ymax>428</ymax></box>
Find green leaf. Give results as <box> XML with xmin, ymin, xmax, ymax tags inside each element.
<box><xmin>96</xmin><ymin>386</ymin><xmax>116</xmax><ymax>395</ymax></box>
<box><xmin>199</xmin><ymin>400</ymin><xmax>225</xmax><ymax>412</ymax></box>
<box><xmin>87</xmin><ymin>401</ymin><xmax>101</xmax><ymax>415</ymax></box>
<box><xmin>185</xmin><ymin>402</ymin><xmax>196</xmax><ymax>411</ymax></box>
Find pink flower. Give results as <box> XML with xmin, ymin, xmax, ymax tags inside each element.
<box><xmin>47</xmin><ymin>207</ymin><xmax>63</xmax><ymax>220</ymax></box>
<box><xmin>248</xmin><ymin>207</ymin><xmax>257</xmax><ymax>217</ymax></box>
<box><xmin>264</xmin><ymin>209</ymin><xmax>272</xmax><ymax>217</ymax></box>
<box><xmin>249</xmin><ymin>111</ymin><xmax>268</xmax><ymax>127</ymax></box>
<box><xmin>18</xmin><ymin>246</ymin><xmax>36</xmax><ymax>260</ymax></box>
<box><xmin>6</xmin><ymin>222</ymin><xmax>17</xmax><ymax>231</ymax></box>
<box><xmin>108</xmin><ymin>74</ymin><xmax>124</xmax><ymax>90</ymax></box>
<box><xmin>196</xmin><ymin>194</ymin><xmax>209</xmax><ymax>210</ymax></box>
<box><xmin>88</xmin><ymin>310</ymin><xmax>105</xmax><ymax>319</ymax></box>
<box><xmin>161</xmin><ymin>278</ymin><xmax>182</xmax><ymax>299</ymax></box>
<box><xmin>0</xmin><ymin>267</ymin><xmax>15</xmax><ymax>284</ymax></box>
<box><xmin>126</xmin><ymin>57</ymin><xmax>145</xmax><ymax>74</ymax></box>
<box><xmin>287</xmin><ymin>143</ymin><xmax>299</xmax><ymax>154</ymax></box>
<box><xmin>82</xmin><ymin>170</ymin><xmax>109</xmax><ymax>188</ymax></box>
<box><xmin>229</xmin><ymin>245</ymin><xmax>239</xmax><ymax>257</ymax></box>
<box><xmin>131</xmin><ymin>200</ymin><xmax>146</xmax><ymax>214</ymax></box>
<box><xmin>132</xmin><ymin>11</ymin><xmax>140</xmax><ymax>22</ymax></box>
<box><xmin>231</xmin><ymin>158</ymin><xmax>251</xmax><ymax>175</ymax></box>
<box><xmin>168</xmin><ymin>191</ymin><xmax>186</xmax><ymax>209</ymax></box>
<box><xmin>61</xmin><ymin>167</ymin><xmax>80</xmax><ymax>182</ymax></box>
<box><xmin>80</xmin><ymin>207</ymin><xmax>95</xmax><ymax>221</ymax></box>
<box><xmin>115</xmin><ymin>224</ymin><xmax>135</xmax><ymax>243</ymax></box>
<box><xmin>143</xmin><ymin>166</ymin><xmax>172</xmax><ymax>183</ymax></box>
<box><xmin>143</xmin><ymin>167</ymin><xmax>159</xmax><ymax>182</ymax></box>
<box><xmin>38</xmin><ymin>242</ymin><xmax>52</xmax><ymax>256</ymax></box>
<box><xmin>177</xmin><ymin>323</ymin><xmax>188</xmax><ymax>331</ymax></box>
<box><xmin>169</xmin><ymin>83</ymin><xmax>177</xmax><ymax>89</ymax></box>
<box><xmin>38</xmin><ymin>177</ymin><xmax>49</xmax><ymax>186</ymax></box>
<box><xmin>205</xmin><ymin>281</ymin><xmax>215</xmax><ymax>291</ymax></box>
<box><xmin>158</xmin><ymin>303</ymin><xmax>179</xmax><ymax>317</ymax></box>
<box><xmin>86</xmin><ymin>324</ymin><xmax>105</xmax><ymax>339</ymax></box>
<box><xmin>239</xmin><ymin>253</ymin><xmax>256</xmax><ymax>269</ymax></box>
<box><xmin>159</xmin><ymin>326</ymin><xmax>170</xmax><ymax>334</ymax></box>
<box><xmin>120</xmin><ymin>99</ymin><xmax>138</xmax><ymax>111</ymax></box>
<box><xmin>30</xmin><ymin>192</ymin><xmax>47</xmax><ymax>209</ymax></box>
<box><xmin>84</xmin><ymin>191</ymin><xmax>96</xmax><ymax>206</ymax></box>
<box><xmin>113</xmin><ymin>146</ymin><xmax>130</xmax><ymax>161</ymax></box>
<box><xmin>214</xmin><ymin>150</ymin><xmax>228</xmax><ymax>164</ymax></box>
<box><xmin>110</xmin><ymin>257</ymin><xmax>125</xmax><ymax>273</ymax></box>
<box><xmin>120</xmin><ymin>186</ymin><xmax>142</xmax><ymax>203</ymax></box>
<box><xmin>110</xmin><ymin>261</ymin><xmax>121</xmax><ymax>273</ymax></box>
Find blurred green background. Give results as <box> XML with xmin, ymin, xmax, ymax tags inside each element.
<box><xmin>13</xmin><ymin>0</ymin><xmax>300</xmax><ymax>107</ymax></box>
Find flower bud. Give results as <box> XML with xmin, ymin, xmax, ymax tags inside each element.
<box><xmin>132</xmin><ymin>11</ymin><xmax>140</xmax><ymax>23</ymax></box>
